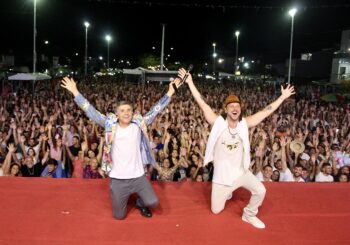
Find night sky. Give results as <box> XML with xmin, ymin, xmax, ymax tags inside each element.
<box><xmin>1</xmin><ymin>0</ymin><xmax>350</xmax><ymax>65</ymax></box>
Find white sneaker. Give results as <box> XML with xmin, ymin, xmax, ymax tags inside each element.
<box><xmin>242</xmin><ymin>214</ymin><xmax>265</xmax><ymax>229</ymax></box>
<box><xmin>227</xmin><ymin>193</ymin><xmax>233</xmax><ymax>200</ymax></box>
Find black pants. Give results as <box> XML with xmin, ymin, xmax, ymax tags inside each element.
<box><xmin>110</xmin><ymin>175</ymin><xmax>159</xmax><ymax>220</ymax></box>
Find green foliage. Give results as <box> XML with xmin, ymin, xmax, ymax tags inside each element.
<box><xmin>340</xmin><ymin>79</ymin><xmax>350</xmax><ymax>92</ymax></box>
<box><xmin>138</xmin><ymin>54</ymin><xmax>160</xmax><ymax>68</ymax></box>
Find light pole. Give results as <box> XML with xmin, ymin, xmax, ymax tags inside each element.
<box><xmin>160</xmin><ymin>24</ymin><xmax>166</xmax><ymax>71</ymax></box>
<box><xmin>235</xmin><ymin>31</ymin><xmax>240</xmax><ymax>71</ymax></box>
<box><xmin>33</xmin><ymin>0</ymin><xmax>37</xmax><ymax>74</ymax></box>
<box><xmin>105</xmin><ymin>35</ymin><xmax>111</xmax><ymax>69</ymax></box>
<box><xmin>287</xmin><ymin>8</ymin><xmax>297</xmax><ymax>84</ymax></box>
<box><xmin>212</xmin><ymin>43</ymin><xmax>217</xmax><ymax>74</ymax></box>
<box><xmin>84</xmin><ymin>21</ymin><xmax>90</xmax><ymax>76</ymax></box>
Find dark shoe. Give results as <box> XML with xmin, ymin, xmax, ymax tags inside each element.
<box><xmin>136</xmin><ymin>206</ymin><xmax>152</xmax><ymax>218</ymax></box>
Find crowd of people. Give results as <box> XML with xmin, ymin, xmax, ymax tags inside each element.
<box><xmin>0</xmin><ymin>76</ymin><xmax>349</xmax><ymax>183</ymax></box>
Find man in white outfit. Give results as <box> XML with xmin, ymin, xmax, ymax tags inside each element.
<box><xmin>178</xmin><ymin>68</ymin><xmax>295</xmax><ymax>229</ymax></box>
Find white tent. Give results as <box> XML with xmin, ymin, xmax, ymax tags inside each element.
<box><xmin>8</xmin><ymin>73</ymin><xmax>51</xmax><ymax>81</ymax></box>
<box><xmin>8</xmin><ymin>73</ymin><xmax>51</xmax><ymax>93</ymax></box>
<box><xmin>123</xmin><ymin>68</ymin><xmax>144</xmax><ymax>75</ymax></box>
<box><xmin>123</xmin><ymin>67</ymin><xmax>177</xmax><ymax>84</ymax></box>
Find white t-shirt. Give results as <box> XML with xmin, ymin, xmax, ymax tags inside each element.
<box><xmin>109</xmin><ymin>124</ymin><xmax>145</xmax><ymax>179</ymax></box>
<box><xmin>212</xmin><ymin>127</ymin><xmax>245</xmax><ymax>186</ymax></box>
<box><xmin>293</xmin><ymin>177</ymin><xmax>305</xmax><ymax>182</ymax></box>
<box><xmin>315</xmin><ymin>172</ymin><xmax>334</xmax><ymax>182</ymax></box>
<box><xmin>255</xmin><ymin>171</ymin><xmax>263</xmax><ymax>181</ymax></box>
<box><xmin>279</xmin><ymin>168</ymin><xmax>294</xmax><ymax>182</ymax></box>
<box><xmin>255</xmin><ymin>171</ymin><xmax>272</xmax><ymax>182</ymax></box>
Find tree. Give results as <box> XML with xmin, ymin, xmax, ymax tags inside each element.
<box><xmin>138</xmin><ymin>54</ymin><xmax>160</xmax><ymax>68</ymax></box>
<box><xmin>340</xmin><ymin>79</ymin><xmax>350</xmax><ymax>92</ymax></box>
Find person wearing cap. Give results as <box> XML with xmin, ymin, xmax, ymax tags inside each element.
<box><xmin>178</xmin><ymin>68</ymin><xmax>295</xmax><ymax>229</ymax></box>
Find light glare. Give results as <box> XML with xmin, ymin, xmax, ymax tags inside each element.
<box><xmin>289</xmin><ymin>8</ymin><xmax>297</xmax><ymax>17</ymax></box>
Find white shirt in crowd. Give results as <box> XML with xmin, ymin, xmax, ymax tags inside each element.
<box><xmin>293</xmin><ymin>177</ymin><xmax>305</xmax><ymax>182</ymax></box>
<box><xmin>279</xmin><ymin>168</ymin><xmax>294</xmax><ymax>182</ymax></box>
<box><xmin>315</xmin><ymin>172</ymin><xmax>334</xmax><ymax>182</ymax></box>
<box><xmin>255</xmin><ymin>171</ymin><xmax>263</xmax><ymax>181</ymax></box>
<box><xmin>213</xmin><ymin>128</ymin><xmax>245</xmax><ymax>186</ymax></box>
<box><xmin>109</xmin><ymin>123</ymin><xmax>145</xmax><ymax>179</ymax></box>
<box><xmin>255</xmin><ymin>171</ymin><xmax>272</xmax><ymax>182</ymax></box>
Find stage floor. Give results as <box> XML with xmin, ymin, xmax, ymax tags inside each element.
<box><xmin>0</xmin><ymin>178</ymin><xmax>349</xmax><ymax>245</ymax></box>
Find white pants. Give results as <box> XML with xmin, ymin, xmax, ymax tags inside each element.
<box><xmin>211</xmin><ymin>171</ymin><xmax>266</xmax><ymax>217</ymax></box>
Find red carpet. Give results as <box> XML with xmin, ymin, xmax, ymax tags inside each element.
<box><xmin>0</xmin><ymin>178</ymin><xmax>349</xmax><ymax>245</ymax></box>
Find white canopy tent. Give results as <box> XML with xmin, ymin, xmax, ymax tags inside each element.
<box><xmin>123</xmin><ymin>67</ymin><xmax>177</xmax><ymax>85</ymax></box>
<box><xmin>8</xmin><ymin>73</ymin><xmax>51</xmax><ymax>93</ymax></box>
<box><xmin>8</xmin><ymin>73</ymin><xmax>51</xmax><ymax>81</ymax></box>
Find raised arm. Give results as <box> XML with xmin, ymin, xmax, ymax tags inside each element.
<box><xmin>19</xmin><ymin>135</ymin><xmax>27</xmax><ymax>158</ymax></box>
<box><xmin>280</xmin><ymin>137</ymin><xmax>288</xmax><ymax>172</ymax></box>
<box><xmin>143</xmin><ymin>78</ymin><xmax>182</xmax><ymax>125</ymax></box>
<box><xmin>309</xmin><ymin>154</ymin><xmax>317</xmax><ymax>180</ymax></box>
<box><xmin>96</xmin><ymin>136</ymin><xmax>104</xmax><ymax>163</ymax></box>
<box><xmin>163</xmin><ymin>132</ymin><xmax>171</xmax><ymax>156</ymax></box>
<box><xmin>64</xmin><ymin>141</ymin><xmax>76</xmax><ymax>162</ymax></box>
<box><xmin>153</xmin><ymin>161</ymin><xmax>161</xmax><ymax>172</ymax></box>
<box><xmin>12</xmin><ymin>124</ymin><xmax>19</xmax><ymax>146</ymax></box>
<box><xmin>60</xmin><ymin>77</ymin><xmax>106</xmax><ymax>128</ymax></box>
<box><xmin>2</xmin><ymin>144</ymin><xmax>16</xmax><ymax>175</ymax></box>
<box><xmin>245</xmin><ymin>85</ymin><xmax>295</xmax><ymax>128</ymax></box>
<box><xmin>178</xmin><ymin>68</ymin><xmax>218</xmax><ymax>126</ymax></box>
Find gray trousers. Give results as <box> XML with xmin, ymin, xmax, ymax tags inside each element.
<box><xmin>110</xmin><ymin>175</ymin><xmax>159</xmax><ymax>220</ymax></box>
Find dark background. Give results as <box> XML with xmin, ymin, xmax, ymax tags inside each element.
<box><xmin>1</xmin><ymin>0</ymin><xmax>349</xmax><ymax>64</ymax></box>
